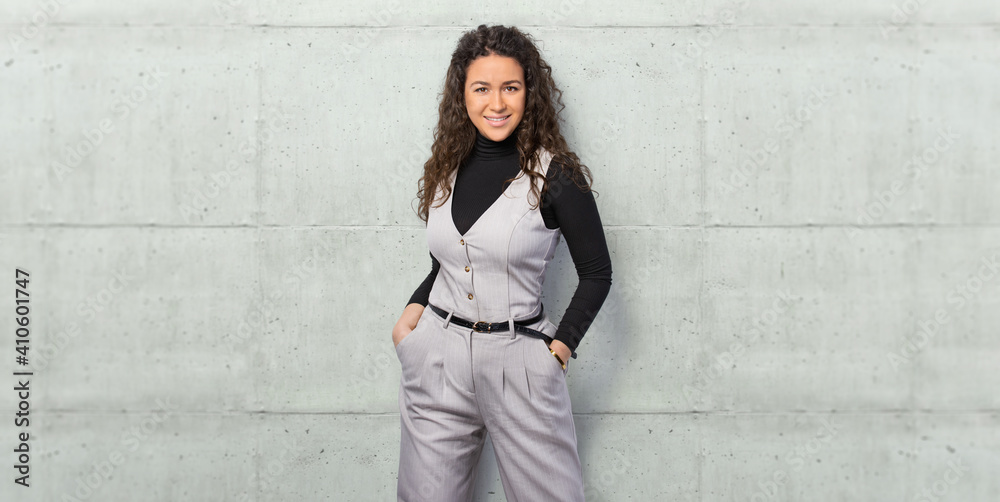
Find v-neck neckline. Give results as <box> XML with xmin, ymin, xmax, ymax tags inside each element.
<box><xmin>449</xmin><ymin>169</ymin><xmax>525</xmax><ymax>237</ymax></box>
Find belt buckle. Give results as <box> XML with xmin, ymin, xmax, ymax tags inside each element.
<box><xmin>472</xmin><ymin>321</ymin><xmax>491</xmax><ymax>333</ymax></box>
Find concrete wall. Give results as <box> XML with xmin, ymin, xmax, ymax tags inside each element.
<box><xmin>1</xmin><ymin>1</ymin><xmax>998</xmax><ymax>500</ymax></box>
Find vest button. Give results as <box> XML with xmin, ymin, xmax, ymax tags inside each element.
<box><xmin>467</xmin><ymin>293</ymin><xmax>474</xmax><ymax>300</ymax></box>
<box><xmin>465</xmin><ymin>266</ymin><xmax>470</xmax><ymax>272</ymax></box>
<box><xmin>459</xmin><ymin>239</ymin><xmax>465</xmax><ymax>245</ymax></box>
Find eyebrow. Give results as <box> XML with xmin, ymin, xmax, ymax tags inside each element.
<box><xmin>469</xmin><ymin>80</ymin><xmax>523</xmax><ymax>88</ymax></box>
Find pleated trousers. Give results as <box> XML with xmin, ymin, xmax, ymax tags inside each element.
<box><xmin>395</xmin><ymin>305</ymin><xmax>584</xmax><ymax>502</ymax></box>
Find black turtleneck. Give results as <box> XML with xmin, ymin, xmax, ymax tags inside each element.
<box><xmin>406</xmin><ymin>129</ymin><xmax>613</xmax><ymax>357</ymax></box>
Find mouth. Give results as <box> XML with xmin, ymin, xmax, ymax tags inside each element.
<box><xmin>484</xmin><ymin>114</ymin><xmax>511</xmax><ymax>126</ymax></box>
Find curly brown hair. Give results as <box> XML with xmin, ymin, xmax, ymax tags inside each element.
<box><xmin>414</xmin><ymin>24</ymin><xmax>597</xmax><ymax>223</ymax></box>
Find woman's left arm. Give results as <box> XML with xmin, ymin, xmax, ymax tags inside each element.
<box><xmin>541</xmin><ymin>160</ymin><xmax>613</xmax><ymax>363</ymax></box>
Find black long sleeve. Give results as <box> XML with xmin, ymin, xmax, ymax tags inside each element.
<box><xmin>406</xmin><ymin>251</ymin><xmax>439</xmax><ymax>307</ymax></box>
<box><xmin>542</xmin><ymin>160</ymin><xmax>613</xmax><ymax>357</ymax></box>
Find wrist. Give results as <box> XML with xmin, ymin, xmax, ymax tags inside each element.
<box><xmin>547</xmin><ymin>339</ymin><xmax>572</xmax><ymax>366</ymax></box>
<box><xmin>549</xmin><ymin>348</ymin><xmax>566</xmax><ymax>370</ymax></box>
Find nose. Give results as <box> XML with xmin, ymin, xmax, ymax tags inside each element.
<box><xmin>490</xmin><ymin>90</ymin><xmax>505</xmax><ymax>112</ymax></box>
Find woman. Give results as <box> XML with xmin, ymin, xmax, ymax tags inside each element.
<box><xmin>392</xmin><ymin>24</ymin><xmax>613</xmax><ymax>502</ymax></box>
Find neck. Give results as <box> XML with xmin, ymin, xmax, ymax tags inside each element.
<box><xmin>471</xmin><ymin>127</ymin><xmax>519</xmax><ymax>160</ymax></box>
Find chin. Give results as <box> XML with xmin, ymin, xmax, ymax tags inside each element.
<box><xmin>481</xmin><ymin>122</ymin><xmax>519</xmax><ymax>140</ymax></box>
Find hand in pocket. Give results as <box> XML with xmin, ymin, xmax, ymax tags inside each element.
<box><xmin>393</xmin><ymin>325</ymin><xmax>414</xmax><ymax>348</ymax></box>
<box><xmin>393</xmin><ymin>306</ymin><xmax>426</xmax><ymax>348</ymax></box>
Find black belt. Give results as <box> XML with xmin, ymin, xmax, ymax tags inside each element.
<box><xmin>427</xmin><ymin>303</ymin><xmax>579</xmax><ymax>360</ymax></box>
<box><xmin>429</xmin><ymin>302</ymin><xmax>544</xmax><ymax>335</ymax></box>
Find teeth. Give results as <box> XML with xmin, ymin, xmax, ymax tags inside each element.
<box><xmin>486</xmin><ymin>115</ymin><xmax>509</xmax><ymax>121</ymax></box>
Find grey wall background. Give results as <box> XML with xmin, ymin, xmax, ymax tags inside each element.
<box><xmin>1</xmin><ymin>1</ymin><xmax>998</xmax><ymax>501</ymax></box>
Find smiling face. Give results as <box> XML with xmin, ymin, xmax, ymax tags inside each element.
<box><xmin>464</xmin><ymin>53</ymin><xmax>526</xmax><ymax>142</ymax></box>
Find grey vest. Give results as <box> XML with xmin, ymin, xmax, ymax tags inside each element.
<box><xmin>426</xmin><ymin>147</ymin><xmax>561</xmax><ymax>330</ymax></box>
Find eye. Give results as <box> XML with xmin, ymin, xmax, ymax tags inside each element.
<box><xmin>474</xmin><ymin>87</ymin><xmax>487</xmax><ymax>93</ymax></box>
<box><xmin>505</xmin><ymin>86</ymin><xmax>519</xmax><ymax>92</ymax></box>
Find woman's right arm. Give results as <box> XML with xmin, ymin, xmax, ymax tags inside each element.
<box><xmin>393</xmin><ymin>252</ymin><xmax>440</xmax><ymax>345</ymax></box>
<box><xmin>406</xmin><ymin>251</ymin><xmax>440</xmax><ymax>309</ymax></box>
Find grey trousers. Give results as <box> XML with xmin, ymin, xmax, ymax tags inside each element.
<box><xmin>396</xmin><ymin>306</ymin><xmax>585</xmax><ymax>502</ymax></box>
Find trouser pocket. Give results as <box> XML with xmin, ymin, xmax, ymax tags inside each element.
<box><xmin>395</xmin><ymin>307</ymin><xmax>432</xmax><ymax>361</ymax></box>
